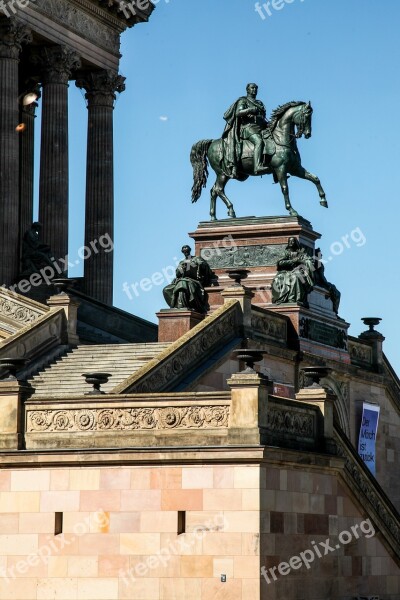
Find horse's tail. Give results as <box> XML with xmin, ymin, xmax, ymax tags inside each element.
<box><xmin>190</xmin><ymin>139</ymin><xmax>213</xmax><ymax>203</ymax></box>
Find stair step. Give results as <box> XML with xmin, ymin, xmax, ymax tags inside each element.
<box><xmin>28</xmin><ymin>341</ymin><xmax>171</xmax><ymax>397</ymax></box>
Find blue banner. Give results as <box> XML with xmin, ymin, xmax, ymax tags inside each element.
<box><xmin>358</xmin><ymin>403</ymin><xmax>380</xmax><ymax>475</ymax></box>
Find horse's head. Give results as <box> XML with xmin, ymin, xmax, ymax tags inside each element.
<box><xmin>293</xmin><ymin>101</ymin><xmax>313</xmax><ymax>139</ymax></box>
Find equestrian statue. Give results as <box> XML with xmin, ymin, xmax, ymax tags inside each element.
<box><xmin>191</xmin><ymin>83</ymin><xmax>327</xmax><ymax>220</ymax></box>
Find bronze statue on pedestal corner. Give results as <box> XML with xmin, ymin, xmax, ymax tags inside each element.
<box><xmin>271</xmin><ymin>237</ymin><xmax>314</xmax><ymax>306</ymax></box>
<box><xmin>191</xmin><ymin>84</ymin><xmax>327</xmax><ymax>221</ymax></box>
<box><xmin>163</xmin><ymin>245</ymin><xmax>212</xmax><ymax>314</ymax></box>
<box><xmin>20</xmin><ymin>222</ymin><xmax>55</xmax><ymax>277</ymax></box>
<box><xmin>313</xmin><ymin>248</ymin><xmax>341</xmax><ymax>315</ymax></box>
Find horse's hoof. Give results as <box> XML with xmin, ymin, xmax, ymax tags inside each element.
<box><xmin>289</xmin><ymin>209</ymin><xmax>299</xmax><ymax>217</ymax></box>
<box><xmin>210</xmin><ymin>215</ymin><xmax>216</xmax><ymax>221</ymax></box>
<box><xmin>228</xmin><ymin>209</ymin><xmax>237</xmax><ymax>219</ymax></box>
<box><xmin>320</xmin><ymin>199</ymin><xmax>328</xmax><ymax>208</ymax></box>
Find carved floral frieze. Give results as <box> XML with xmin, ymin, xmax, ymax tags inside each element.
<box><xmin>27</xmin><ymin>405</ymin><xmax>229</xmax><ymax>432</ymax></box>
<box><xmin>267</xmin><ymin>406</ymin><xmax>315</xmax><ymax>437</ymax></box>
<box><xmin>348</xmin><ymin>340</ymin><xmax>373</xmax><ymax>364</ymax></box>
<box><xmin>251</xmin><ymin>312</ymin><xmax>286</xmax><ymax>341</ymax></box>
<box><xmin>0</xmin><ymin>297</ymin><xmax>44</xmax><ymax>326</ymax></box>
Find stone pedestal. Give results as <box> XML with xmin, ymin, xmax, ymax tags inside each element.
<box><xmin>227</xmin><ymin>371</ymin><xmax>269</xmax><ymax>445</ymax></box>
<box><xmin>157</xmin><ymin>309</ymin><xmax>205</xmax><ymax>342</ymax></box>
<box><xmin>221</xmin><ymin>285</ymin><xmax>254</xmax><ymax>335</ymax></box>
<box><xmin>47</xmin><ymin>292</ymin><xmax>80</xmax><ymax>345</ymax></box>
<box><xmin>190</xmin><ymin>215</ymin><xmax>350</xmax><ymax>362</ymax></box>
<box><xmin>296</xmin><ymin>385</ymin><xmax>336</xmax><ymax>441</ymax></box>
<box><xmin>359</xmin><ymin>320</ymin><xmax>385</xmax><ymax>373</ymax></box>
<box><xmin>0</xmin><ymin>380</ymin><xmax>30</xmax><ymax>449</ymax></box>
<box><xmin>189</xmin><ymin>215</ymin><xmax>320</xmax><ymax>310</ymax></box>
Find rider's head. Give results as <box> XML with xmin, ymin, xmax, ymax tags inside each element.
<box><xmin>181</xmin><ymin>245</ymin><xmax>192</xmax><ymax>257</ymax></box>
<box><xmin>246</xmin><ymin>83</ymin><xmax>258</xmax><ymax>96</ymax></box>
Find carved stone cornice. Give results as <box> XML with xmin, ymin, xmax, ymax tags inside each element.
<box><xmin>33</xmin><ymin>0</ymin><xmax>122</xmax><ymax>51</ymax></box>
<box><xmin>32</xmin><ymin>46</ymin><xmax>81</xmax><ymax>85</ymax></box>
<box><xmin>95</xmin><ymin>0</ymin><xmax>154</xmax><ymax>24</ymax></box>
<box><xmin>76</xmin><ymin>70</ymin><xmax>126</xmax><ymax>108</ymax></box>
<box><xmin>0</xmin><ymin>19</ymin><xmax>32</xmax><ymax>60</ymax></box>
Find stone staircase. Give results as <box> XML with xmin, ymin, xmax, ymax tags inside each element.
<box><xmin>29</xmin><ymin>343</ymin><xmax>171</xmax><ymax>397</ymax></box>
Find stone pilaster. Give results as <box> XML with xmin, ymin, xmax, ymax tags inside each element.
<box><xmin>227</xmin><ymin>371</ymin><xmax>269</xmax><ymax>445</ymax></box>
<box><xmin>19</xmin><ymin>83</ymin><xmax>41</xmax><ymax>248</ymax></box>
<box><xmin>76</xmin><ymin>70</ymin><xmax>125</xmax><ymax>305</ymax></box>
<box><xmin>36</xmin><ymin>46</ymin><xmax>81</xmax><ymax>266</ymax></box>
<box><xmin>0</xmin><ymin>380</ymin><xmax>31</xmax><ymax>450</ymax></box>
<box><xmin>0</xmin><ymin>18</ymin><xmax>32</xmax><ymax>286</ymax></box>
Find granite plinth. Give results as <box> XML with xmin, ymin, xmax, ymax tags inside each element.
<box><xmin>190</xmin><ymin>215</ymin><xmax>321</xmax><ymax>310</ymax></box>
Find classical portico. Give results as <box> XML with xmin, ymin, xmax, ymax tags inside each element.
<box><xmin>0</xmin><ymin>0</ymin><xmax>154</xmax><ymax>305</ymax></box>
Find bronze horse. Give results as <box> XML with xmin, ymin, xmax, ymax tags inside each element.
<box><xmin>191</xmin><ymin>101</ymin><xmax>327</xmax><ymax>220</ymax></box>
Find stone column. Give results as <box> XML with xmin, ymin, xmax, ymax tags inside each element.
<box><xmin>76</xmin><ymin>71</ymin><xmax>125</xmax><ymax>305</ymax></box>
<box><xmin>36</xmin><ymin>46</ymin><xmax>80</xmax><ymax>267</ymax></box>
<box><xmin>0</xmin><ymin>18</ymin><xmax>31</xmax><ymax>286</ymax></box>
<box><xmin>19</xmin><ymin>83</ymin><xmax>40</xmax><ymax>246</ymax></box>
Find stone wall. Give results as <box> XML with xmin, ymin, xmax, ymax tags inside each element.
<box><xmin>260</xmin><ymin>465</ymin><xmax>399</xmax><ymax>599</ymax></box>
<box><xmin>0</xmin><ymin>463</ymin><xmax>261</xmax><ymax>600</ymax></box>
<box><xmin>0</xmin><ymin>453</ymin><xmax>398</xmax><ymax>599</ymax></box>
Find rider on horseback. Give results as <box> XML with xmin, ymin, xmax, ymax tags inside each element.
<box><xmin>222</xmin><ymin>83</ymin><xmax>270</xmax><ymax>178</ymax></box>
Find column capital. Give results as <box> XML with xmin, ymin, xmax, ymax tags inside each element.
<box><xmin>0</xmin><ymin>18</ymin><xmax>32</xmax><ymax>59</ymax></box>
<box><xmin>76</xmin><ymin>70</ymin><xmax>126</xmax><ymax>108</ymax></box>
<box><xmin>33</xmin><ymin>46</ymin><xmax>81</xmax><ymax>85</ymax></box>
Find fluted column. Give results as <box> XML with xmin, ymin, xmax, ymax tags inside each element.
<box><xmin>76</xmin><ymin>71</ymin><xmax>125</xmax><ymax>305</ymax></box>
<box><xmin>19</xmin><ymin>83</ymin><xmax>40</xmax><ymax>245</ymax></box>
<box><xmin>36</xmin><ymin>46</ymin><xmax>80</xmax><ymax>266</ymax></box>
<box><xmin>0</xmin><ymin>18</ymin><xmax>31</xmax><ymax>286</ymax></box>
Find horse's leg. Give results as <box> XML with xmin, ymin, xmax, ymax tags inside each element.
<box><xmin>210</xmin><ymin>180</ymin><xmax>218</xmax><ymax>221</ymax></box>
<box><xmin>214</xmin><ymin>174</ymin><xmax>236</xmax><ymax>218</ymax></box>
<box><xmin>289</xmin><ymin>165</ymin><xmax>328</xmax><ymax>207</ymax></box>
<box><xmin>275</xmin><ymin>167</ymin><xmax>298</xmax><ymax>217</ymax></box>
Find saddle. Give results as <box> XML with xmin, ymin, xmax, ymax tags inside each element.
<box><xmin>241</xmin><ymin>129</ymin><xmax>276</xmax><ymax>160</ymax></box>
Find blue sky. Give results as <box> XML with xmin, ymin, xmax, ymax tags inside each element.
<box><xmin>35</xmin><ymin>0</ymin><xmax>400</xmax><ymax>372</ymax></box>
